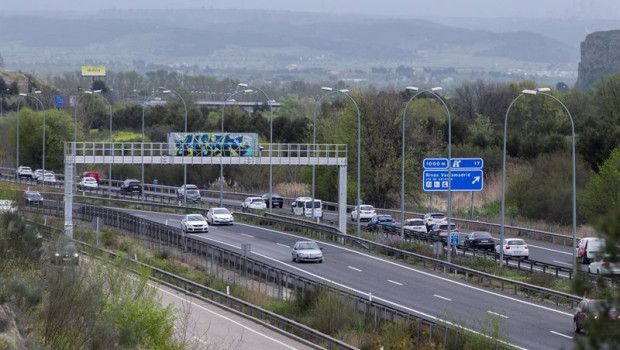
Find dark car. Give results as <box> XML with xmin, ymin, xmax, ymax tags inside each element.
<box><xmin>574</xmin><ymin>298</ymin><xmax>618</xmax><ymax>334</ymax></box>
<box><xmin>429</xmin><ymin>223</ymin><xmax>459</xmax><ymax>243</ymax></box>
<box><xmin>261</xmin><ymin>193</ymin><xmax>283</xmax><ymax>208</ymax></box>
<box><xmin>367</xmin><ymin>214</ymin><xmax>396</xmax><ymax>232</ymax></box>
<box><xmin>120</xmin><ymin>179</ymin><xmax>142</xmax><ymax>195</ymax></box>
<box><xmin>464</xmin><ymin>231</ymin><xmax>495</xmax><ymax>250</ymax></box>
<box><xmin>24</xmin><ymin>190</ymin><xmax>44</xmax><ymax>205</ymax></box>
<box><xmin>52</xmin><ymin>242</ymin><xmax>80</xmax><ymax>265</ymax></box>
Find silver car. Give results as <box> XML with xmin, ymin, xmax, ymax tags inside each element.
<box><xmin>181</xmin><ymin>214</ymin><xmax>209</xmax><ymax>234</ymax></box>
<box><xmin>292</xmin><ymin>241</ymin><xmax>323</xmax><ymax>263</ymax></box>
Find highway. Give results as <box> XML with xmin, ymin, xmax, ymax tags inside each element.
<box><xmin>157</xmin><ymin>284</ymin><xmax>318</xmax><ymax>350</ymax></box>
<box><xmin>126</xmin><ymin>207</ymin><xmax>578</xmax><ymax>350</ymax></box>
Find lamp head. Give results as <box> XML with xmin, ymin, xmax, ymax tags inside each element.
<box><xmin>537</xmin><ymin>87</ymin><xmax>551</xmax><ymax>92</ymax></box>
<box><xmin>431</xmin><ymin>87</ymin><xmax>443</xmax><ymax>92</ymax></box>
<box><xmin>522</xmin><ymin>89</ymin><xmax>538</xmax><ymax>95</ymax></box>
<box><xmin>321</xmin><ymin>87</ymin><xmax>333</xmax><ymax>91</ymax></box>
<box><xmin>19</xmin><ymin>93</ymin><xmax>27</xmax><ymax>97</ymax></box>
<box><xmin>34</xmin><ymin>90</ymin><xmax>42</xmax><ymax>94</ymax></box>
<box><xmin>339</xmin><ymin>89</ymin><xmax>350</xmax><ymax>93</ymax></box>
<box><xmin>238</xmin><ymin>83</ymin><xmax>249</xmax><ymax>87</ymax></box>
<box><xmin>405</xmin><ymin>86</ymin><xmax>419</xmax><ymax>92</ymax></box>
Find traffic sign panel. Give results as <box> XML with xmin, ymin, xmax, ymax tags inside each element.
<box><xmin>450</xmin><ymin>234</ymin><xmax>459</xmax><ymax>245</ymax></box>
<box><xmin>450</xmin><ymin>158</ymin><xmax>483</xmax><ymax>169</ymax></box>
<box><xmin>423</xmin><ymin>169</ymin><xmax>484</xmax><ymax>192</ymax></box>
<box><xmin>423</xmin><ymin>158</ymin><xmax>448</xmax><ymax>170</ymax></box>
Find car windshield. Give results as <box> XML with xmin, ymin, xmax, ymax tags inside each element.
<box><xmin>359</xmin><ymin>205</ymin><xmax>373</xmax><ymax>210</ymax></box>
<box><xmin>213</xmin><ymin>209</ymin><xmax>230</xmax><ymax>215</ymax></box>
<box><xmin>408</xmin><ymin>220</ymin><xmax>424</xmax><ymax>226</ymax></box>
<box><xmin>298</xmin><ymin>242</ymin><xmax>319</xmax><ymax>250</ymax></box>
<box><xmin>431</xmin><ymin>213</ymin><xmax>445</xmax><ymax>218</ymax></box>
<box><xmin>187</xmin><ymin>215</ymin><xmax>204</xmax><ymax>221</ymax></box>
<box><xmin>251</xmin><ymin>198</ymin><xmax>263</xmax><ymax>203</ymax></box>
<box><xmin>26</xmin><ymin>191</ymin><xmax>42</xmax><ymax>198</ymax></box>
<box><xmin>310</xmin><ymin>201</ymin><xmax>321</xmax><ymax>208</ymax></box>
<box><xmin>185</xmin><ymin>185</ymin><xmax>198</xmax><ymax>190</ymax></box>
<box><xmin>506</xmin><ymin>239</ymin><xmax>526</xmax><ymax>245</ymax></box>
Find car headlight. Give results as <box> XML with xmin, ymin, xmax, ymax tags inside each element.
<box><xmin>55</xmin><ymin>253</ymin><xmax>60</xmax><ymax>257</ymax></box>
<box><xmin>73</xmin><ymin>253</ymin><xmax>79</xmax><ymax>258</ymax></box>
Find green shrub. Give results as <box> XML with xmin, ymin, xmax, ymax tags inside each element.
<box><xmin>0</xmin><ymin>334</ymin><xmax>17</xmax><ymax>350</ymax></box>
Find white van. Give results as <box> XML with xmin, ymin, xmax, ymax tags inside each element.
<box><xmin>291</xmin><ymin>197</ymin><xmax>323</xmax><ymax>218</ymax></box>
<box><xmin>576</xmin><ymin>237</ymin><xmax>605</xmax><ymax>264</ymax></box>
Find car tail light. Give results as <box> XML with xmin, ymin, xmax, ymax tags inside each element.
<box><xmin>603</xmin><ymin>262</ymin><xmax>610</xmax><ymax>267</ymax></box>
<box><xmin>474</xmin><ymin>239</ymin><xmax>480</xmax><ymax>243</ymax></box>
<box><xmin>524</xmin><ymin>245</ymin><xmax>529</xmax><ymax>250</ymax></box>
<box><xmin>505</xmin><ymin>245</ymin><xmax>510</xmax><ymax>250</ymax></box>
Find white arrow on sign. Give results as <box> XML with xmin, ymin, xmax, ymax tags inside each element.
<box><xmin>471</xmin><ymin>176</ymin><xmax>480</xmax><ymax>184</ymax></box>
<box><xmin>452</xmin><ymin>160</ymin><xmax>461</xmax><ymax>168</ymax></box>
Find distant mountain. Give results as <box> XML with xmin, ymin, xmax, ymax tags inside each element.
<box><xmin>0</xmin><ymin>8</ymin><xmax>578</xmax><ymax>75</ymax></box>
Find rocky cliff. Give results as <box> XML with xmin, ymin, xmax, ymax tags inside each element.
<box><xmin>576</xmin><ymin>30</ymin><xmax>620</xmax><ymax>90</ymax></box>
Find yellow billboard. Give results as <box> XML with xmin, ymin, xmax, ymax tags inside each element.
<box><xmin>81</xmin><ymin>65</ymin><xmax>106</xmax><ymax>77</ymax></box>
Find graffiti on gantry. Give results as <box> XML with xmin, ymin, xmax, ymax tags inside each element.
<box><xmin>167</xmin><ymin>132</ymin><xmax>258</xmax><ymax>157</ymax></box>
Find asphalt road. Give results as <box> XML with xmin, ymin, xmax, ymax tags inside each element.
<box><xmin>125</xmin><ymin>207</ymin><xmax>579</xmax><ymax>350</ymax></box>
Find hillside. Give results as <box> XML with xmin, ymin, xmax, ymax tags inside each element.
<box><xmin>0</xmin><ymin>8</ymin><xmax>577</xmax><ymax>82</ymax></box>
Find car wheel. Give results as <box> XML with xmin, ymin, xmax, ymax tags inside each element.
<box><xmin>573</xmin><ymin>319</ymin><xmax>581</xmax><ymax>333</ymax></box>
<box><xmin>582</xmin><ymin>255</ymin><xmax>589</xmax><ymax>264</ymax></box>
<box><xmin>319</xmin><ymin>259</ymin><xmax>323</xmax><ymax>263</ymax></box>
<box><xmin>292</xmin><ymin>255</ymin><xmax>296</xmax><ymax>262</ymax></box>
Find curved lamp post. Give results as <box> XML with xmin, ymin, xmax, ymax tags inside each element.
<box><xmin>15</xmin><ymin>90</ymin><xmax>45</xmax><ymax>173</ymax></box>
<box><xmin>401</xmin><ymin>87</ymin><xmax>446</xmax><ymax>237</ymax></box>
<box><xmin>16</xmin><ymin>91</ymin><xmax>43</xmax><ymax>171</ymax></box>
<box><xmin>502</xmin><ymin>88</ymin><xmax>577</xmax><ymax>273</ymax></box>
<box><xmin>239</xmin><ymin>83</ymin><xmax>275</xmax><ymax>212</ymax></box>
<box><xmin>138</xmin><ymin>91</ymin><xmax>163</xmax><ymax>187</ymax></box>
<box><xmin>219</xmin><ymin>86</ymin><xmax>253</xmax><ymax>206</ymax></box>
<box><xmin>321</xmin><ymin>87</ymin><xmax>361</xmax><ymax>237</ymax></box>
<box><xmin>161</xmin><ymin>88</ymin><xmax>188</xmax><ymax>207</ymax></box>
<box><xmin>404</xmin><ymin>86</ymin><xmax>453</xmax><ymax>263</ymax></box>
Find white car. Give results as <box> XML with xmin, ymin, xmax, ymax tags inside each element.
<box><xmin>42</xmin><ymin>171</ymin><xmax>56</xmax><ymax>184</ymax></box>
<box><xmin>33</xmin><ymin>169</ymin><xmax>44</xmax><ymax>181</ymax></box>
<box><xmin>78</xmin><ymin>176</ymin><xmax>99</xmax><ymax>189</ymax></box>
<box><xmin>495</xmin><ymin>238</ymin><xmax>529</xmax><ymax>259</ymax></box>
<box><xmin>181</xmin><ymin>214</ymin><xmax>209</xmax><ymax>234</ymax></box>
<box><xmin>351</xmin><ymin>205</ymin><xmax>376</xmax><ymax>222</ymax></box>
<box><xmin>403</xmin><ymin>218</ymin><xmax>427</xmax><ymax>234</ymax></box>
<box><xmin>588</xmin><ymin>255</ymin><xmax>620</xmax><ymax>275</ymax></box>
<box><xmin>292</xmin><ymin>241</ymin><xmax>323</xmax><ymax>263</ymax></box>
<box><xmin>17</xmin><ymin>166</ymin><xmax>33</xmax><ymax>179</ymax></box>
<box><xmin>207</xmin><ymin>207</ymin><xmax>234</xmax><ymax>226</ymax></box>
<box><xmin>242</xmin><ymin>197</ymin><xmax>267</xmax><ymax>210</ymax></box>
<box><xmin>423</xmin><ymin>212</ymin><xmax>447</xmax><ymax>230</ymax></box>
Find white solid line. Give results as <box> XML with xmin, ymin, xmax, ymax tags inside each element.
<box><xmin>529</xmin><ymin>244</ymin><xmax>572</xmax><ymax>255</ymax></box>
<box><xmin>348</xmin><ymin>266</ymin><xmax>362</xmax><ymax>272</ymax></box>
<box><xmin>241</xmin><ymin>233</ymin><xmax>254</xmax><ymax>238</ymax></box>
<box><xmin>277</xmin><ymin>243</ymin><xmax>290</xmax><ymax>248</ymax></box>
<box><xmin>553</xmin><ymin>260</ymin><xmax>572</xmax><ymax>266</ymax></box>
<box><xmin>487</xmin><ymin>310</ymin><xmax>509</xmax><ymax>319</ymax></box>
<box><xmin>433</xmin><ymin>294</ymin><xmax>451</xmax><ymax>301</ymax></box>
<box><xmin>388</xmin><ymin>280</ymin><xmax>403</xmax><ymax>286</ymax></box>
<box><xmin>159</xmin><ymin>288</ymin><xmax>299</xmax><ymax>349</ymax></box>
<box><xmin>549</xmin><ymin>330</ymin><xmax>572</xmax><ymax>339</ymax></box>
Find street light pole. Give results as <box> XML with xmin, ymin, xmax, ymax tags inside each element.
<box><xmin>404</xmin><ymin>87</ymin><xmax>453</xmax><ymax>262</ymax></box>
<box><xmin>522</xmin><ymin>88</ymin><xmax>578</xmax><ymax>274</ymax></box>
<box><xmin>500</xmin><ymin>91</ymin><xmax>528</xmax><ymax>265</ymax></box>
<box><xmin>139</xmin><ymin>91</ymin><xmax>161</xmax><ymax>187</ymax></box>
<box><xmin>16</xmin><ymin>91</ymin><xmax>43</xmax><ymax>171</ymax></box>
<box><xmin>321</xmin><ymin>87</ymin><xmax>361</xmax><ymax>237</ymax></box>
<box><xmin>239</xmin><ymin>83</ymin><xmax>275</xmax><ymax>212</ymax></box>
<box><xmin>73</xmin><ymin>90</ymin><xmax>99</xmax><ymax>192</ymax></box>
<box><xmin>161</xmin><ymin>88</ymin><xmax>188</xmax><ymax>207</ymax></box>
<box><xmin>219</xmin><ymin>86</ymin><xmax>253</xmax><ymax>207</ymax></box>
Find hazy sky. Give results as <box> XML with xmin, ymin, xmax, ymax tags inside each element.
<box><xmin>5</xmin><ymin>0</ymin><xmax>620</xmax><ymax>19</ymax></box>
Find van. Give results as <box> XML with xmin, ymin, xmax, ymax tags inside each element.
<box><xmin>82</xmin><ymin>171</ymin><xmax>100</xmax><ymax>184</ymax></box>
<box><xmin>291</xmin><ymin>197</ymin><xmax>323</xmax><ymax>218</ymax></box>
<box><xmin>576</xmin><ymin>237</ymin><xmax>605</xmax><ymax>264</ymax></box>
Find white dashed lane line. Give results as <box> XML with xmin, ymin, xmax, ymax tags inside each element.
<box><xmin>348</xmin><ymin>266</ymin><xmax>362</xmax><ymax>272</ymax></box>
<box><xmin>487</xmin><ymin>310</ymin><xmax>509</xmax><ymax>319</ymax></box>
<box><xmin>433</xmin><ymin>294</ymin><xmax>451</xmax><ymax>301</ymax></box>
<box><xmin>388</xmin><ymin>280</ymin><xmax>403</xmax><ymax>286</ymax></box>
<box><xmin>549</xmin><ymin>330</ymin><xmax>572</xmax><ymax>339</ymax></box>
<box><xmin>276</xmin><ymin>243</ymin><xmax>289</xmax><ymax>248</ymax></box>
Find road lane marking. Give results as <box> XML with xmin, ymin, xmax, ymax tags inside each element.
<box><xmin>549</xmin><ymin>330</ymin><xmax>572</xmax><ymax>339</ymax></box>
<box><xmin>348</xmin><ymin>266</ymin><xmax>362</xmax><ymax>272</ymax></box>
<box><xmin>277</xmin><ymin>243</ymin><xmax>289</xmax><ymax>248</ymax></box>
<box><xmin>487</xmin><ymin>311</ymin><xmax>508</xmax><ymax>319</ymax></box>
<box><xmin>529</xmin><ymin>244</ymin><xmax>572</xmax><ymax>255</ymax></box>
<box><xmin>553</xmin><ymin>260</ymin><xmax>572</xmax><ymax>266</ymax></box>
<box><xmin>388</xmin><ymin>280</ymin><xmax>403</xmax><ymax>286</ymax></box>
<box><xmin>433</xmin><ymin>294</ymin><xmax>451</xmax><ymax>301</ymax></box>
<box><xmin>241</xmin><ymin>233</ymin><xmax>254</xmax><ymax>238</ymax></box>
<box><xmin>159</xmin><ymin>288</ymin><xmax>298</xmax><ymax>349</ymax></box>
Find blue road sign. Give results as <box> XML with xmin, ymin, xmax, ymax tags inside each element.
<box><xmin>450</xmin><ymin>234</ymin><xmax>459</xmax><ymax>245</ymax></box>
<box><xmin>423</xmin><ymin>169</ymin><xmax>484</xmax><ymax>192</ymax></box>
<box><xmin>53</xmin><ymin>95</ymin><xmax>67</xmax><ymax>108</ymax></box>
<box><xmin>423</xmin><ymin>158</ymin><xmax>448</xmax><ymax>170</ymax></box>
<box><xmin>450</xmin><ymin>157</ymin><xmax>483</xmax><ymax>169</ymax></box>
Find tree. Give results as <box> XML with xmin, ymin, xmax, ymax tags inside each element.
<box><xmin>581</xmin><ymin>145</ymin><xmax>620</xmax><ymax>221</ymax></box>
